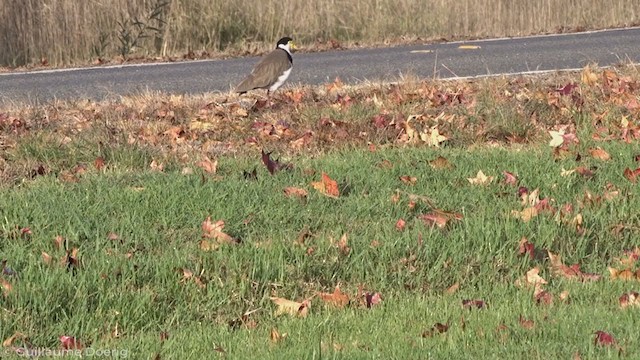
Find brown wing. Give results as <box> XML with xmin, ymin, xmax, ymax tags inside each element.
<box><xmin>235</xmin><ymin>49</ymin><xmax>291</xmax><ymax>93</ymax></box>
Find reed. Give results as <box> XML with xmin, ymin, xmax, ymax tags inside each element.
<box><xmin>1</xmin><ymin>0</ymin><xmax>639</xmax><ymax>67</ymax></box>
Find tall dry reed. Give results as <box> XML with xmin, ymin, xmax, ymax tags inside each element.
<box><xmin>1</xmin><ymin>0</ymin><xmax>639</xmax><ymax>67</ymax></box>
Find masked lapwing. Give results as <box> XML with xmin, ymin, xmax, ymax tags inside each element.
<box><xmin>235</xmin><ymin>37</ymin><xmax>295</xmax><ymax>96</ymax></box>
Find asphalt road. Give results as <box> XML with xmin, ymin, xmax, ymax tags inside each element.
<box><xmin>1</xmin><ymin>27</ymin><xmax>639</xmax><ymax>104</ymax></box>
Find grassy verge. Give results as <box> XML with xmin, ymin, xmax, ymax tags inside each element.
<box><xmin>1</xmin><ymin>66</ymin><xmax>639</xmax><ymax>358</ymax></box>
<box><xmin>1</xmin><ymin>0</ymin><xmax>640</xmax><ymax>69</ymax></box>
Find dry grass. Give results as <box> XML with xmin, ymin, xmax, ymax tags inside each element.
<box><xmin>1</xmin><ymin>0</ymin><xmax>639</xmax><ymax>68</ymax></box>
<box><xmin>1</xmin><ymin>65</ymin><xmax>639</xmax><ymax>186</ymax></box>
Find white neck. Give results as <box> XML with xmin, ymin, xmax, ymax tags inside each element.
<box><xmin>278</xmin><ymin>43</ymin><xmax>292</xmax><ymax>55</ymax></box>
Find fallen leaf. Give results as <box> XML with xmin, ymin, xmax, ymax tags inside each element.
<box><xmin>467</xmin><ymin>170</ymin><xmax>494</xmax><ymax>185</ymax></box>
<box><xmin>399</xmin><ymin>175</ymin><xmax>417</xmax><ymax>185</ymax></box>
<box><xmin>559</xmin><ymin>290</ymin><xmax>570</xmax><ymax>303</ymax></box>
<box><xmin>336</xmin><ymin>234</ymin><xmax>350</xmax><ymax>255</ymax></box>
<box><xmin>548</xmin><ymin>251</ymin><xmax>600</xmax><ymax>281</ymax></box>
<box><xmin>201</xmin><ymin>217</ymin><xmax>238</xmax><ymax>244</ymax></box>
<box><xmin>518</xmin><ymin>237</ymin><xmax>535</xmax><ymax>260</ymax></box>
<box><xmin>503</xmin><ymin>171</ymin><xmax>518</xmax><ymax>185</ymax></box>
<box><xmin>270</xmin><ymin>297</ymin><xmax>311</xmax><ymax>317</ymax></box>
<box><xmin>445</xmin><ymin>282</ymin><xmax>460</xmax><ymax>295</ymax></box>
<box><xmin>518</xmin><ymin>316</ymin><xmax>535</xmax><ymax>330</ymax></box>
<box><xmin>150</xmin><ymin>160</ymin><xmax>164</xmax><ymax>172</ymax></box>
<box><xmin>624</xmin><ymin>167</ymin><xmax>640</xmax><ymax>183</ymax></box>
<box><xmin>419</xmin><ymin>210</ymin><xmax>462</xmax><ymax>229</ymax></box>
<box><xmin>608</xmin><ymin>267</ymin><xmax>636</xmax><ymax>280</ymax></box>
<box><xmin>311</xmin><ymin>172</ymin><xmax>340</xmax><ymax>198</ymax></box>
<box><xmin>462</xmin><ymin>299</ymin><xmax>485</xmax><ymax>309</ymax></box>
<box><xmin>511</xmin><ymin>207</ymin><xmax>539</xmax><ymax>222</ymax></box>
<box><xmin>318</xmin><ymin>286</ymin><xmax>350</xmax><ymax>308</ymax></box>
<box><xmin>619</xmin><ymin>291</ymin><xmax>640</xmax><ymax>308</ymax></box>
<box><xmin>94</xmin><ymin>157</ymin><xmax>106</xmax><ymax>170</ymax></box>
<box><xmin>283</xmin><ymin>187</ymin><xmax>308</xmax><ymax>198</ymax></box>
<box><xmin>422</xmin><ymin>323</ymin><xmax>449</xmax><ymax>337</ymax></box>
<box><xmin>364</xmin><ymin>292</ymin><xmax>382</xmax><ymax>308</ymax></box>
<box><xmin>515</xmin><ymin>267</ymin><xmax>548</xmax><ymax>288</ymax></box>
<box><xmin>270</xmin><ymin>328</ymin><xmax>287</xmax><ymax>343</ymax></box>
<box><xmin>261</xmin><ymin>150</ymin><xmax>291</xmax><ymax>175</ymax></box>
<box><xmin>429</xmin><ymin>156</ymin><xmax>454</xmax><ymax>169</ymax></box>
<box><xmin>589</xmin><ymin>148</ymin><xmax>611</xmax><ymax>161</ymax></box>
<box><xmin>549</xmin><ymin>129</ymin><xmax>566</xmax><ymax>147</ymax></box>
<box><xmin>395</xmin><ymin>218</ymin><xmax>406</xmax><ymax>231</ymax></box>
<box><xmin>59</xmin><ymin>335</ymin><xmax>83</xmax><ymax>350</ymax></box>
<box><xmin>41</xmin><ymin>252</ymin><xmax>53</xmax><ymax>265</ymax></box>
<box><xmin>593</xmin><ymin>331</ymin><xmax>616</xmax><ymax>347</ymax></box>
<box><xmin>2</xmin><ymin>332</ymin><xmax>27</xmax><ymax>347</ymax></box>
<box><xmin>196</xmin><ymin>156</ymin><xmax>218</xmax><ymax>174</ymax></box>
<box><xmin>534</xmin><ymin>286</ymin><xmax>553</xmax><ymax>305</ymax></box>
<box><xmin>1</xmin><ymin>278</ymin><xmax>12</xmax><ymax>296</ymax></box>
<box><xmin>199</xmin><ymin>239</ymin><xmax>219</xmax><ymax>251</ymax></box>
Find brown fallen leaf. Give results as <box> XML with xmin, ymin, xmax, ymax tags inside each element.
<box><xmin>608</xmin><ymin>267</ymin><xmax>636</xmax><ymax>281</ymax></box>
<box><xmin>201</xmin><ymin>217</ymin><xmax>238</xmax><ymax>244</ymax></box>
<box><xmin>548</xmin><ymin>251</ymin><xmax>601</xmax><ymax>281</ymax></box>
<box><xmin>270</xmin><ymin>297</ymin><xmax>311</xmax><ymax>317</ymax></box>
<box><xmin>3</xmin><ymin>332</ymin><xmax>27</xmax><ymax>347</ymax></box>
<box><xmin>42</xmin><ymin>251</ymin><xmax>53</xmax><ymax>265</ymax></box>
<box><xmin>429</xmin><ymin>156</ymin><xmax>454</xmax><ymax>170</ymax></box>
<box><xmin>419</xmin><ymin>210</ymin><xmax>463</xmax><ymax>229</ymax></box>
<box><xmin>60</xmin><ymin>335</ymin><xmax>83</xmax><ymax>350</ymax></box>
<box><xmin>619</xmin><ymin>291</ymin><xmax>640</xmax><ymax>308</ymax></box>
<box><xmin>445</xmin><ymin>282</ymin><xmax>460</xmax><ymax>295</ymax></box>
<box><xmin>283</xmin><ymin>187</ymin><xmax>308</xmax><ymax>198</ymax></box>
<box><xmin>623</xmin><ymin>167</ymin><xmax>640</xmax><ymax>183</ymax></box>
<box><xmin>196</xmin><ymin>156</ymin><xmax>218</xmax><ymax>174</ymax></box>
<box><xmin>1</xmin><ymin>278</ymin><xmax>12</xmax><ymax>296</ymax></box>
<box><xmin>311</xmin><ymin>172</ymin><xmax>340</xmax><ymax>198</ymax></box>
<box><xmin>518</xmin><ymin>315</ymin><xmax>535</xmax><ymax>330</ymax></box>
<box><xmin>422</xmin><ymin>323</ymin><xmax>449</xmax><ymax>337</ymax></box>
<box><xmin>270</xmin><ymin>328</ymin><xmax>287</xmax><ymax>343</ymax></box>
<box><xmin>399</xmin><ymin>175</ymin><xmax>417</xmax><ymax>185</ymax></box>
<box><xmin>462</xmin><ymin>299</ymin><xmax>486</xmax><ymax>309</ymax></box>
<box><xmin>199</xmin><ymin>239</ymin><xmax>219</xmax><ymax>251</ymax></box>
<box><xmin>317</xmin><ymin>286</ymin><xmax>350</xmax><ymax>308</ymax></box>
<box><xmin>336</xmin><ymin>233</ymin><xmax>350</xmax><ymax>255</ymax></box>
<box><xmin>589</xmin><ymin>147</ymin><xmax>611</xmax><ymax>161</ymax></box>
<box><xmin>518</xmin><ymin>237</ymin><xmax>535</xmax><ymax>260</ymax></box>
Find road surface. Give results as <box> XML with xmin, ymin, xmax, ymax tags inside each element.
<box><xmin>1</xmin><ymin>27</ymin><xmax>639</xmax><ymax>103</ymax></box>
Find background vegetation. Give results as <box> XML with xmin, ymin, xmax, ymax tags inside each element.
<box><xmin>1</xmin><ymin>0</ymin><xmax>639</xmax><ymax>67</ymax></box>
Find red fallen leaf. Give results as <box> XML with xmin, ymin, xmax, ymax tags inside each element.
<box><xmin>371</xmin><ymin>114</ymin><xmax>390</xmax><ymax>128</ymax></box>
<box><xmin>623</xmin><ymin>167</ymin><xmax>640</xmax><ymax>183</ymax></box>
<box><xmin>94</xmin><ymin>157</ymin><xmax>106</xmax><ymax>170</ymax></box>
<box><xmin>518</xmin><ymin>237</ymin><xmax>535</xmax><ymax>260</ymax></box>
<box><xmin>261</xmin><ymin>150</ymin><xmax>292</xmax><ymax>175</ymax></box>
<box><xmin>364</xmin><ymin>292</ymin><xmax>382</xmax><ymax>308</ymax></box>
<box><xmin>503</xmin><ymin>171</ymin><xmax>518</xmax><ymax>185</ymax></box>
<box><xmin>20</xmin><ymin>227</ymin><xmax>32</xmax><ymax>239</ymax></box>
<box><xmin>462</xmin><ymin>299</ymin><xmax>485</xmax><ymax>309</ymax></box>
<box><xmin>311</xmin><ymin>172</ymin><xmax>340</xmax><ymax>198</ymax></box>
<box><xmin>593</xmin><ymin>331</ymin><xmax>616</xmax><ymax>347</ymax></box>
<box><xmin>556</xmin><ymin>82</ymin><xmax>578</xmax><ymax>96</ymax></box>
<box><xmin>395</xmin><ymin>218</ymin><xmax>406</xmax><ymax>231</ymax></box>
<box><xmin>60</xmin><ymin>335</ymin><xmax>83</xmax><ymax>350</ymax></box>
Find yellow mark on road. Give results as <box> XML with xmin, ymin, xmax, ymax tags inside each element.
<box><xmin>410</xmin><ymin>50</ymin><xmax>434</xmax><ymax>54</ymax></box>
<box><xmin>458</xmin><ymin>45</ymin><xmax>481</xmax><ymax>49</ymax></box>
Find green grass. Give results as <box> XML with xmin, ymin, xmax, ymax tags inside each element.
<box><xmin>1</xmin><ymin>140</ymin><xmax>638</xmax><ymax>358</ymax></box>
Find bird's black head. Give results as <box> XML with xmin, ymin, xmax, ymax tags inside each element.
<box><xmin>276</xmin><ymin>37</ymin><xmax>294</xmax><ymax>48</ymax></box>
